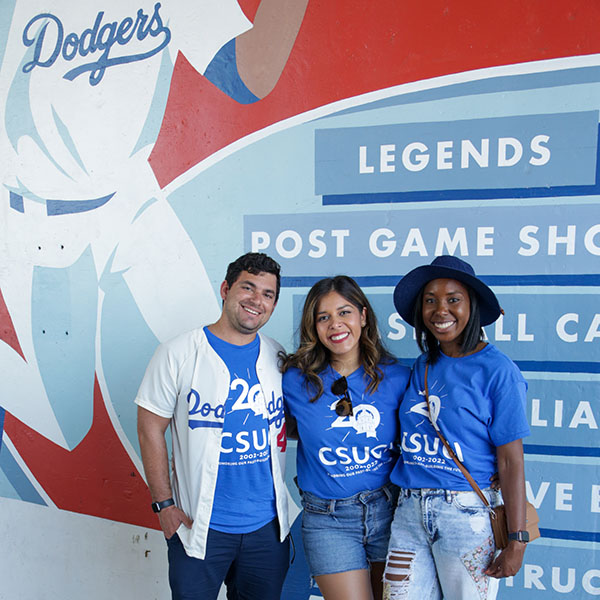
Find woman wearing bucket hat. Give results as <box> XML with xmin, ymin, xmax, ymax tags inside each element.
<box><xmin>281</xmin><ymin>276</ymin><xmax>410</xmax><ymax>600</ymax></box>
<box><xmin>383</xmin><ymin>256</ymin><xmax>530</xmax><ymax>600</ymax></box>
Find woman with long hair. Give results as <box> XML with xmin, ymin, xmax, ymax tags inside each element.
<box><xmin>281</xmin><ymin>276</ymin><xmax>410</xmax><ymax>600</ymax></box>
<box><xmin>383</xmin><ymin>255</ymin><xmax>530</xmax><ymax>600</ymax></box>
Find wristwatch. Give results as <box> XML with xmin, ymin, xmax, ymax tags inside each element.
<box><xmin>151</xmin><ymin>498</ymin><xmax>175</xmax><ymax>513</ymax></box>
<box><xmin>508</xmin><ymin>530</ymin><xmax>530</xmax><ymax>543</ymax></box>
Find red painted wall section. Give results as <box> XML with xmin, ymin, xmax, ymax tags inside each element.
<box><xmin>3</xmin><ymin>378</ymin><xmax>157</xmax><ymax>529</ymax></box>
<box><xmin>149</xmin><ymin>0</ymin><xmax>600</xmax><ymax>188</ymax></box>
<box><xmin>0</xmin><ymin>289</ymin><xmax>24</xmax><ymax>360</ymax></box>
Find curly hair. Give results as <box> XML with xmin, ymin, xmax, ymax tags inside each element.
<box><xmin>225</xmin><ymin>252</ymin><xmax>281</xmax><ymax>301</ymax></box>
<box><xmin>280</xmin><ymin>276</ymin><xmax>395</xmax><ymax>401</ymax></box>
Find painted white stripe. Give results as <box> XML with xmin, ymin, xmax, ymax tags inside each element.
<box><xmin>2</xmin><ymin>434</ymin><xmax>55</xmax><ymax>507</ymax></box>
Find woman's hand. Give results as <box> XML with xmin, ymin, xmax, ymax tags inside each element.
<box><xmin>485</xmin><ymin>541</ymin><xmax>526</xmax><ymax>578</ymax></box>
<box><xmin>489</xmin><ymin>471</ymin><xmax>500</xmax><ymax>491</ymax></box>
<box><xmin>285</xmin><ymin>413</ymin><xmax>299</xmax><ymax>440</ymax></box>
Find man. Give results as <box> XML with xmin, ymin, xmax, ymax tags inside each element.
<box><xmin>136</xmin><ymin>252</ymin><xmax>289</xmax><ymax>600</ymax></box>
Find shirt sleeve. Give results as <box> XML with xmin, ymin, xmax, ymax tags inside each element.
<box><xmin>488</xmin><ymin>365</ymin><xmax>531</xmax><ymax>447</ymax></box>
<box><xmin>282</xmin><ymin>369</ymin><xmax>299</xmax><ymax>418</ymax></box>
<box><xmin>203</xmin><ymin>39</ymin><xmax>260</xmax><ymax>104</ymax></box>
<box><xmin>134</xmin><ymin>342</ymin><xmax>179</xmax><ymax>419</ymax></box>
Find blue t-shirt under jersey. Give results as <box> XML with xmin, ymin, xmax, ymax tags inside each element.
<box><xmin>283</xmin><ymin>362</ymin><xmax>410</xmax><ymax>499</ymax></box>
<box><xmin>205</xmin><ymin>327</ymin><xmax>276</xmax><ymax>533</ymax></box>
<box><xmin>391</xmin><ymin>344</ymin><xmax>530</xmax><ymax>491</ymax></box>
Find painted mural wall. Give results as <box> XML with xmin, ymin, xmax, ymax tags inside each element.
<box><xmin>0</xmin><ymin>1</ymin><xmax>599</xmax><ymax>598</ymax></box>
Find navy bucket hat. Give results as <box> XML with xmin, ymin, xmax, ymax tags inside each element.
<box><xmin>393</xmin><ymin>255</ymin><xmax>501</xmax><ymax>327</ymax></box>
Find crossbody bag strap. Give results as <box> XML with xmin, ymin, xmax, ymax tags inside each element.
<box><xmin>424</xmin><ymin>363</ymin><xmax>491</xmax><ymax>509</ymax></box>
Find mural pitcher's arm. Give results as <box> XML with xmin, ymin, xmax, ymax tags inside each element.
<box><xmin>112</xmin><ymin>198</ymin><xmax>220</xmax><ymax>342</ymax></box>
<box><xmin>236</xmin><ymin>0</ymin><xmax>309</xmax><ymax>99</ymax></box>
<box><xmin>137</xmin><ymin>406</ymin><xmax>193</xmax><ymax>538</ymax></box>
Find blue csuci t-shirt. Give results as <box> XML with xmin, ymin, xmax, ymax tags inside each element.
<box><xmin>284</xmin><ymin>362</ymin><xmax>410</xmax><ymax>499</ymax></box>
<box><xmin>391</xmin><ymin>344</ymin><xmax>530</xmax><ymax>491</ymax></box>
<box><xmin>205</xmin><ymin>327</ymin><xmax>276</xmax><ymax>533</ymax></box>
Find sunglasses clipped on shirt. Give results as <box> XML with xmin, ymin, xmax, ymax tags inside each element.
<box><xmin>331</xmin><ymin>376</ymin><xmax>353</xmax><ymax>417</ymax></box>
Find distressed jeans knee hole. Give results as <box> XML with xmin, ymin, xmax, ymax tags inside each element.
<box><xmin>383</xmin><ymin>550</ymin><xmax>414</xmax><ymax>599</ymax></box>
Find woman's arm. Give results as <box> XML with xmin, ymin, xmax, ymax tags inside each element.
<box><xmin>485</xmin><ymin>438</ymin><xmax>527</xmax><ymax>578</ymax></box>
<box><xmin>236</xmin><ymin>0</ymin><xmax>309</xmax><ymax>98</ymax></box>
<box><xmin>285</xmin><ymin>412</ymin><xmax>299</xmax><ymax>440</ymax></box>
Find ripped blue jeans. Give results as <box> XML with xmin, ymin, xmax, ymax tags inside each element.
<box><xmin>384</xmin><ymin>488</ymin><xmax>502</xmax><ymax>600</ymax></box>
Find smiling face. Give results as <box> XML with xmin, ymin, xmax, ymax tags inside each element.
<box><xmin>421</xmin><ymin>278</ymin><xmax>471</xmax><ymax>357</ymax></box>
<box><xmin>315</xmin><ymin>291</ymin><xmax>366</xmax><ymax>372</ymax></box>
<box><xmin>218</xmin><ymin>270</ymin><xmax>278</xmax><ymax>342</ymax></box>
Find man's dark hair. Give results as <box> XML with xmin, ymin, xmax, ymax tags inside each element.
<box><xmin>225</xmin><ymin>253</ymin><xmax>281</xmax><ymax>301</ymax></box>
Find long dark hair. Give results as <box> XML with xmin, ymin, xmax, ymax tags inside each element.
<box><xmin>413</xmin><ymin>283</ymin><xmax>484</xmax><ymax>364</ymax></box>
<box><xmin>281</xmin><ymin>276</ymin><xmax>395</xmax><ymax>401</ymax></box>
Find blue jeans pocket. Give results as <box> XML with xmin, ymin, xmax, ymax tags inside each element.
<box><xmin>452</xmin><ymin>489</ymin><xmax>499</xmax><ymax>514</ymax></box>
<box><xmin>301</xmin><ymin>491</ymin><xmax>332</xmax><ymax>515</ymax></box>
<box><xmin>301</xmin><ymin>499</ymin><xmax>331</xmax><ymax>515</ymax></box>
<box><xmin>395</xmin><ymin>488</ymin><xmax>408</xmax><ymax>508</ymax></box>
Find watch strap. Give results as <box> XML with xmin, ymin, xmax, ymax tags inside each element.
<box><xmin>151</xmin><ymin>498</ymin><xmax>175</xmax><ymax>513</ymax></box>
<box><xmin>508</xmin><ymin>530</ymin><xmax>530</xmax><ymax>543</ymax></box>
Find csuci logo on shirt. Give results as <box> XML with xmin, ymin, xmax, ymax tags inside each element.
<box><xmin>328</xmin><ymin>401</ymin><xmax>381</xmax><ymax>439</ymax></box>
<box><xmin>403</xmin><ymin>387</ymin><xmax>464</xmax><ymax>463</ymax></box>
<box><xmin>229</xmin><ymin>378</ymin><xmax>268</xmax><ymax>418</ymax></box>
<box><xmin>21</xmin><ymin>3</ymin><xmax>171</xmax><ymax>86</ymax></box>
<box><xmin>410</xmin><ymin>389</ymin><xmax>441</xmax><ymax>431</ymax></box>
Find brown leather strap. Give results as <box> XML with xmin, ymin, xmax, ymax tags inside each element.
<box><xmin>424</xmin><ymin>364</ymin><xmax>491</xmax><ymax>508</ymax></box>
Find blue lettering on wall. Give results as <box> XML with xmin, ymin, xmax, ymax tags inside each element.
<box><xmin>22</xmin><ymin>3</ymin><xmax>171</xmax><ymax>86</ymax></box>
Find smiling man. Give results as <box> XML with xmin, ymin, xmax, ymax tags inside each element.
<box><xmin>136</xmin><ymin>253</ymin><xmax>289</xmax><ymax>600</ymax></box>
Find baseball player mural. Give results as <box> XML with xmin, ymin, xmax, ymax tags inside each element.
<box><xmin>0</xmin><ymin>0</ymin><xmax>308</xmax><ymax>520</ymax></box>
<box><xmin>1</xmin><ymin>2</ymin><xmax>600</xmax><ymax>599</ymax></box>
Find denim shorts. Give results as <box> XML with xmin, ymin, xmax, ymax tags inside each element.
<box><xmin>384</xmin><ymin>487</ymin><xmax>502</xmax><ymax>600</ymax></box>
<box><xmin>300</xmin><ymin>483</ymin><xmax>399</xmax><ymax>577</ymax></box>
